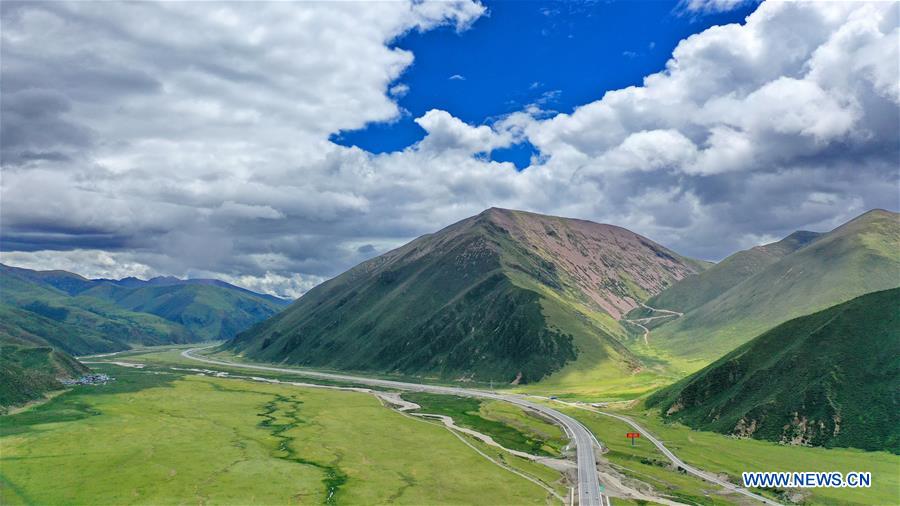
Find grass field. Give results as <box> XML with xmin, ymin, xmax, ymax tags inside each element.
<box><xmin>402</xmin><ymin>392</ymin><xmax>567</xmax><ymax>457</ymax></box>
<box><xmin>0</xmin><ymin>362</ymin><xmax>559</xmax><ymax>505</ymax></box>
<box><xmin>560</xmin><ymin>403</ymin><xmax>900</xmax><ymax>506</ymax></box>
<box><xmin>453</xmin><ymin>429</ymin><xmax>570</xmax><ymax>499</ymax></box>
<box><xmin>479</xmin><ymin>399</ymin><xmax>568</xmax><ymax>456</ymax></box>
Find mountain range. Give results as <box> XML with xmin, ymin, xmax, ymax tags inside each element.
<box><xmin>0</xmin><ymin>264</ymin><xmax>291</xmax><ymax>353</ymax></box>
<box><xmin>0</xmin><ymin>265</ymin><xmax>291</xmax><ymax>410</ymax></box>
<box><xmin>229</xmin><ymin>207</ymin><xmax>899</xmax><ymax>411</ymax></box>
<box><xmin>3</xmin><ymin>206</ymin><xmax>898</xmax><ymax>454</ymax></box>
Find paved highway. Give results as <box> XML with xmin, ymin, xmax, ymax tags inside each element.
<box><xmin>559</xmin><ymin>402</ymin><xmax>781</xmax><ymax>506</ymax></box>
<box><xmin>181</xmin><ymin>347</ymin><xmax>607</xmax><ymax>506</ymax></box>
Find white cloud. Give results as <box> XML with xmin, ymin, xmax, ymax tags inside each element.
<box><xmin>389</xmin><ymin>83</ymin><xmax>410</xmax><ymax>98</ymax></box>
<box><xmin>448</xmin><ymin>74</ymin><xmax>466</xmax><ymax>81</ymax></box>
<box><xmin>214</xmin><ymin>271</ymin><xmax>324</xmax><ymax>300</ymax></box>
<box><xmin>680</xmin><ymin>0</ymin><xmax>751</xmax><ymax>14</ymax></box>
<box><xmin>414</xmin><ymin>109</ymin><xmax>513</xmax><ymax>154</ymax></box>
<box><xmin>2</xmin><ymin>0</ymin><xmax>897</xmax><ymax>297</ymax></box>
<box><xmin>0</xmin><ymin>250</ymin><xmax>159</xmax><ymax>281</ymax></box>
<box><xmin>590</xmin><ymin>130</ymin><xmax>698</xmax><ymax>175</ymax></box>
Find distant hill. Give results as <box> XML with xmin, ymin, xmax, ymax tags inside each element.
<box><xmin>77</xmin><ymin>283</ymin><xmax>290</xmax><ymax>341</ymax></box>
<box><xmin>648</xmin><ymin>209</ymin><xmax>900</xmax><ymax>365</ymax></box>
<box><xmin>0</xmin><ymin>264</ymin><xmax>291</xmax><ymax>410</ymax></box>
<box><xmin>646</xmin><ymin>289</ymin><xmax>900</xmax><ymax>453</ymax></box>
<box><xmin>228</xmin><ymin>208</ymin><xmax>707</xmax><ymax>384</ymax></box>
<box><xmin>5</xmin><ymin>265</ymin><xmax>289</xmax><ymax>306</ymax></box>
<box><xmin>643</xmin><ymin>230</ymin><xmax>821</xmax><ymax>314</ymax></box>
<box><xmin>0</xmin><ymin>268</ymin><xmax>192</xmax><ymax>354</ymax></box>
<box><xmin>0</xmin><ymin>264</ymin><xmax>291</xmax><ymax>353</ymax></box>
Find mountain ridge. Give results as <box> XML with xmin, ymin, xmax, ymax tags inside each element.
<box><xmin>1</xmin><ymin>264</ymin><xmax>291</xmax><ymax>305</ymax></box>
<box><xmin>228</xmin><ymin>207</ymin><xmax>707</xmax><ymax>387</ymax></box>
<box><xmin>646</xmin><ymin>208</ymin><xmax>900</xmax><ymax>366</ymax></box>
<box><xmin>0</xmin><ymin>264</ymin><xmax>291</xmax><ymax>353</ymax></box>
<box><xmin>641</xmin><ymin>230</ymin><xmax>822</xmax><ymax>315</ymax></box>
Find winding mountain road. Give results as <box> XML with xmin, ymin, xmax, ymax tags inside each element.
<box><xmin>181</xmin><ymin>347</ymin><xmax>609</xmax><ymax>506</ymax></box>
<box><xmin>622</xmin><ymin>303</ymin><xmax>683</xmax><ymax>344</ymax></box>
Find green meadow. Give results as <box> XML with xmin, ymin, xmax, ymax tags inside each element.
<box><xmin>402</xmin><ymin>392</ymin><xmax>568</xmax><ymax>458</ymax></box>
<box><xmin>560</xmin><ymin>404</ymin><xmax>900</xmax><ymax>506</ymax></box>
<box><xmin>0</xmin><ymin>362</ymin><xmax>560</xmax><ymax>505</ymax></box>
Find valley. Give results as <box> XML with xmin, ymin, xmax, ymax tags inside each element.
<box><xmin>4</xmin><ymin>1</ymin><xmax>899</xmax><ymax>504</ymax></box>
<box><xmin>2</xmin><ymin>208</ymin><xmax>898</xmax><ymax>506</ymax></box>
<box><xmin>0</xmin><ymin>351</ymin><xmax>563</xmax><ymax>506</ymax></box>
<box><xmin>6</xmin><ymin>344</ymin><xmax>896</xmax><ymax>506</ymax></box>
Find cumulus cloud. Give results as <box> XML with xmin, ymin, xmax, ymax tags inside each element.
<box><xmin>505</xmin><ymin>1</ymin><xmax>898</xmax><ymax>257</ymax></box>
<box><xmin>414</xmin><ymin>109</ymin><xmax>513</xmax><ymax>154</ymax></box>
<box><xmin>1</xmin><ymin>0</ymin><xmax>897</xmax><ymax>297</ymax></box>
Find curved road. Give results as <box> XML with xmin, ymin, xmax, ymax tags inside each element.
<box><xmin>181</xmin><ymin>347</ymin><xmax>608</xmax><ymax>506</ymax></box>
<box><xmin>622</xmin><ymin>303</ymin><xmax>683</xmax><ymax>345</ymax></box>
<box><xmin>558</xmin><ymin>402</ymin><xmax>781</xmax><ymax>506</ymax></box>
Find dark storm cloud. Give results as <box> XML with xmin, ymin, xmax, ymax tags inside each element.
<box><xmin>0</xmin><ymin>89</ymin><xmax>94</xmax><ymax>165</ymax></box>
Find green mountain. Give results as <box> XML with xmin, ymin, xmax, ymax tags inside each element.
<box><xmin>643</xmin><ymin>230</ymin><xmax>821</xmax><ymax>314</ymax></box>
<box><xmin>0</xmin><ymin>264</ymin><xmax>291</xmax><ymax>353</ymax></box>
<box><xmin>0</xmin><ymin>305</ymin><xmax>90</xmax><ymax>412</ymax></box>
<box><xmin>646</xmin><ymin>288</ymin><xmax>900</xmax><ymax>453</ymax></box>
<box><xmin>77</xmin><ymin>283</ymin><xmax>289</xmax><ymax>341</ymax></box>
<box><xmin>0</xmin><ymin>264</ymin><xmax>291</xmax><ymax>410</ymax></box>
<box><xmin>228</xmin><ymin>208</ymin><xmax>707</xmax><ymax>385</ymax></box>
<box><xmin>0</xmin><ymin>268</ymin><xmax>192</xmax><ymax>354</ymax></box>
<box><xmin>649</xmin><ymin>209</ymin><xmax>900</xmax><ymax>366</ymax></box>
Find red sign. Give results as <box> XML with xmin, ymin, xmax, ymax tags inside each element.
<box><xmin>626</xmin><ymin>432</ymin><xmax>640</xmax><ymax>438</ymax></box>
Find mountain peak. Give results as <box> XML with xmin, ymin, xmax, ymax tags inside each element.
<box><xmin>228</xmin><ymin>207</ymin><xmax>705</xmax><ymax>385</ymax></box>
<box><xmin>757</xmin><ymin>230</ymin><xmax>822</xmax><ymax>256</ymax></box>
<box><xmin>849</xmin><ymin>208</ymin><xmax>899</xmax><ymax>225</ymax></box>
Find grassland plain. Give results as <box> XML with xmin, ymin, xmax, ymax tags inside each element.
<box><xmin>402</xmin><ymin>392</ymin><xmax>567</xmax><ymax>457</ymax></box>
<box><xmin>0</xmin><ymin>363</ymin><xmax>559</xmax><ymax>505</ymax></box>
<box><xmin>479</xmin><ymin>399</ymin><xmax>569</xmax><ymax>455</ymax></box>
<box><xmin>571</xmin><ymin>405</ymin><xmax>900</xmax><ymax>506</ymax></box>
<box><xmin>447</xmin><ymin>426</ymin><xmax>570</xmax><ymax>499</ymax></box>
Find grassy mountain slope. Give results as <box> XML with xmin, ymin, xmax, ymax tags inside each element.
<box><xmin>79</xmin><ymin>283</ymin><xmax>288</xmax><ymax>341</ymax></box>
<box><xmin>0</xmin><ymin>269</ymin><xmax>192</xmax><ymax>354</ymax></box>
<box><xmin>646</xmin><ymin>289</ymin><xmax>900</xmax><ymax>453</ymax></box>
<box><xmin>651</xmin><ymin>209</ymin><xmax>900</xmax><ymax>366</ymax></box>
<box><xmin>229</xmin><ymin>208</ymin><xmax>705</xmax><ymax>386</ymax></box>
<box><xmin>0</xmin><ymin>306</ymin><xmax>90</xmax><ymax>411</ymax></box>
<box><xmin>644</xmin><ymin>230</ymin><xmax>821</xmax><ymax>314</ymax></box>
<box><xmin>0</xmin><ymin>265</ymin><xmax>288</xmax><ymax>410</ymax></box>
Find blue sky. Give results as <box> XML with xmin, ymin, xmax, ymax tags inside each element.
<box><xmin>332</xmin><ymin>0</ymin><xmax>758</xmax><ymax>168</ymax></box>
